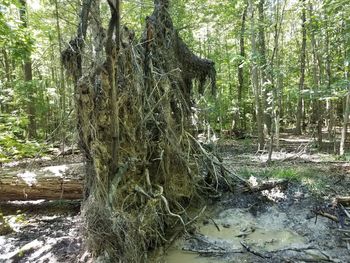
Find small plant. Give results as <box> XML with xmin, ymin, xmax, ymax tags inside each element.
<box><xmin>0</xmin><ymin>212</ymin><xmax>13</xmax><ymax>235</ymax></box>
<box><xmin>270</xmin><ymin>168</ymin><xmax>299</xmax><ymax>181</ymax></box>
<box><xmin>15</xmin><ymin>214</ymin><xmax>26</xmax><ymax>223</ymax></box>
<box><xmin>336</xmin><ymin>153</ymin><xmax>350</xmax><ymax>161</ymax></box>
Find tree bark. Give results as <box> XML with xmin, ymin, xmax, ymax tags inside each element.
<box><xmin>258</xmin><ymin>0</ymin><xmax>270</xmax><ymax>136</ymax></box>
<box><xmin>1</xmin><ymin>49</ymin><xmax>11</xmax><ymax>113</ymax></box>
<box><xmin>54</xmin><ymin>0</ymin><xmax>67</xmax><ymax>152</ymax></box>
<box><xmin>325</xmin><ymin>19</ymin><xmax>336</xmax><ymax>151</ymax></box>
<box><xmin>250</xmin><ymin>0</ymin><xmax>265</xmax><ymax>150</ymax></box>
<box><xmin>309</xmin><ymin>3</ymin><xmax>323</xmax><ymax>148</ymax></box>
<box><xmin>340</xmin><ymin>77</ymin><xmax>350</xmax><ymax>156</ymax></box>
<box><xmin>19</xmin><ymin>0</ymin><xmax>36</xmax><ymax>139</ymax></box>
<box><xmin>236</xmin><ymin>2</ymin><xmax>248</xmax><ymax>131</ymax></box>
<box><xmin>268</xmin><ymin>0</ymin><xmax>286</xmax><ymax>162</ymax></box>
<box><xmin>295</xmin><ymin>0</ymin><xmax>306</xmax><ymax>135</ymax></box>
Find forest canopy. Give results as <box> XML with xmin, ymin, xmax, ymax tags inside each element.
<box><xmin>1</xmin><ymin>0</ymin><xmax>350</xmax><ymax>161</ymax></box>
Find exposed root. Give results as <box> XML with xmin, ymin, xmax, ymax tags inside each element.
<box><xmin>62</xmin><ymin>0</ymin><xmax>242</xmax><ymax>262</ymax></box>
<box><xmin>160</xmin><ymin>195</ymin><xmax>186</xmax><ymax>230</ymax></box>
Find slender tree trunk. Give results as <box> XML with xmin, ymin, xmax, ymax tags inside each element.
<box><xmin>258</xmin><ymin>0</ymin><xmax>270</xmax><ymax>136</ymax></box>
<box><xmin>1</xmin><ymin>49</ymin><xmax>11</xmax><ymax>112</ymax></box>
<box><xmin>309</xmin><ymin>3</ymin><xmax>322</xmax><ymax>148</ymax></box>
<box><xmin>225</xmin><ymin>42</ymin><xmax>233</xmax><ymax>97</ymax></box>
<box><xmin>2</xmin><ymin>50</ymin><xmax>11</xmax><ymax>87</ymax></box>
<box><xmin>54</xmin><ymin>0</ymin><xmax>67</xmax><ymax>152</ymax></box>
<box><xmin>48</xmin><ymin>34</ymin><xmax>59</xmax><ymax>137</ymax></box>
<box><xmin>325</xmin><ymin>20</ymin><xmax>336</xmax><ymax>151</ymax></box>
<box><xmin>19</xmin><ymin>0</ymin><xmax>36</xmax><ymax>139</ymax></box>
<box><xmin>275</xmin><ymin>66</ymin><xmax>283</xmax><ymax>150</ymax></box>
<box><xmin>340</xmin><ymin>64</ymin><xmax>350</xmax><ymax>156</ymax></box>
<box><xmin>296</xmin><ymin>0</ymin><xmax>306</xmax><ymax>135</ymax></box>
<box><xmin>340</xmin><ymin>93</ymin><xmax>350</xmax><ymax>156</ymax></box>
<box><xmin>250</xmin><ymin>0</ymin><xmax>265</xmax><ymax>150</ymax></box>
<box><xmin>267</xmin><ymin>0</ymin><xmax>286</xmax><ymax>162</ymax></box>
<box><xmin>275</xmin><ymin>22</ymin><xmax>286</xmax><ymax>151</ymax></box>
<box><xmin>237</xmin><ymin>2</ymin><xmax>248</xmax><ymax>131</ymax></box>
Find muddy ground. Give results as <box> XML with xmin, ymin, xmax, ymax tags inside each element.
<box><xmin>1</xmin><ymin>136</ymin><xmax>350</xmax><ymax>262</ymax></box>
<box><xmin>163</xmin><ymin>183</ymin><xmax>350</xmax><ymax>263</ymax></box>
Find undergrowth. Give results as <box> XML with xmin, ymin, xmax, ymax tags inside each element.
<box><xmin>0</xmin><ymin>134</ymin><xmax>46</xmax><ymax>162</ymax></box>
<box><xmin>0</xmin><ymin>114</ymin><xmax>49</xmax><ymax>162</ymax></box>
<box><xmin>238</xmin><ymin>166</ymin><xmax>329</xmax><ymax>194</ymax></box>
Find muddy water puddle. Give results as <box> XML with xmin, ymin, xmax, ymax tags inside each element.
<box><xmin>164</xmin><ymin>207</ymin><xmax>306</xmax><ymax>262</ymax></box>
<box><xmin>164</xmin><ymin>249</ymin><xmax>224</xmax><ymax>263</ymax></box>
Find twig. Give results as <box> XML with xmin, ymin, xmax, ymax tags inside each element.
<box><xmin>340</xmin><ymin>204</ymin><xmax>350</xmax><ymax>219</ymax></box>
<box><xmin>336</xmin><ymin>196</ymin><xmax>350</xmax><ymax>205</ymax></box>
<box><xmin>160</xmin><ymin>195</ymin><xmax>186</xmax><ymax>230</ymax></box>
<box><xmin>185</xmin><ymin>206</ymin><xmax>206</xmax><ymax>226</ymax></box>
<box><xmin>270</xmin><ymin>245</ymin><xmax>315</xmax><ymax>253</ymax></box>
<box><xmin>240</xmin><ymin>241</ymin><xmax>270</xmax><ymax>258</ymax></box>
<box><xmin>182</xmin><ymin>247</ymin><xmax>243</xmax><ymax>256</ymax></box>
<box><xmin>337</xmin><ymin>229</ymin><xmax>350</xmax><ymax>233</ymax></box>
<box><xmin>186</xmin><ymin>132</ymin><xmax>247</xmax><ymax>185</ymax></box>
<box><xmin>208</xmin><ymin>216</ymin><xmax>220</xmax><ymax>232</ymax></box>
<box><xmin>281</xmin><ymin>141</ymin><xmax>311</xmax><ymax>162</ymax></box>
<box><xmin>313</xmin><ymin>210</ymin><xmax>339</xmax><ymax>223</ymax></box>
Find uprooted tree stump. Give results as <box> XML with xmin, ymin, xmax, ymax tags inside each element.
<box><xmin>62</xmin><ymin>0</ymin><xmax>234</xmax><ymax>262</ymax></box>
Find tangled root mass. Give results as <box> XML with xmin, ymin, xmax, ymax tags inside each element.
<box><xmin>62</xmin><ymin>0</ymin><xmax>235</xmax><ymax>262</ymax></box>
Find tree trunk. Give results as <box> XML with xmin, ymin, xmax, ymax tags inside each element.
<box><xmin>324</xmin><ymin>14</ymin><xmax>336</xmax><ymax>152</ymax></box>
<box><xmin>0</xmin><ymin>164</ymin><xmax>83</xmax><ymax>201</ymax></box>
<box><xmin>309</xmin><ymin>3</ymin><xmax>323</xmax><ymax>148</ymax></box>
<box><xmin>258</xmin><ymin>0</ymin><xmax>270</xmax><ymax>136</ymax></box>
<box><xmin>295</xmin><ymin>0</ymin><xmax>306</xmax><ymax>135</ymax></box>
<box><xmin>250</xmin><ymin>0</ymin><xmax>265</xmax><ymax>150</ymax></box>
<box><xmin>237</xmin><ymin>2</ymin><xmax>248</xmax><ymax>131</ymax></box>
<box><xmin>1</xmin><ymin>49</ymin><xmax>11</xmax><ymax>113</ymax></box>
<box><xmin>268</xmin><ymin>0</ymin><xmax>286</xmax><ymax>162</ymax></box>
<box><xmin>54</xmin><ymin>0</ymin><xmax>67</xmax><ymax>152</ymax></box>
<box><xmin>340</xmin><ymin>67</ymin><xmax>350</xmax><ymax>156</ymax></box>
<box><xmin>19</xmin><ymin>0</ymin><xmax>36</xmax><ymax>139</ymax></box>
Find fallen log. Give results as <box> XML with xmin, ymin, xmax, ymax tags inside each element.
<box><xmin>0</xmin><ymin>163</ymin><xmax>84</xmax><ymax>201</ymax></box>
<box><xmin>335</xmin><ymin>196</ymin><xmax>350</xmax><ymax>206</ymax></box>
<box><xmin>314</xmin><ymin>211</ymin><xmax>339</xmax><ymax>223</ymax></box>
<box><xmin>245</xmin><ymin>179</ymin><xmax>288</xmax><ymax>193</ymax></box>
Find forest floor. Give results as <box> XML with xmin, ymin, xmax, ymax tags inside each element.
<box><xmin>163</xmin><ymin>135</ymin><xmax>350</xmax><ymax>263</ymax></box>
<box><xmin>1</xmin><ymin>134</ymin><xmax>350</xmax><ymax>263</ymax></box>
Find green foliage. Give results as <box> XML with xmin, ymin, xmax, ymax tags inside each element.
<box><xmin>1</xmin><ymin>0</ymin><xmax>350</xmax><ymax>161</ymax></box>
<box><xmin>238</xmin><ymin>165</ymin><xmax>331</xmax><ymax>194</ymax></box>
<box><xmin>14</xmin><ymin>213</ymin><xmax>26</xmax><ymax>223</ymax></box>
<box><xmin>0</xmin><ymin>114</ymin><xmax>46</xmax><ymax>162</ymax></box>
<box><xmin>238</xmin><ymin>167</ymin><xmax>299</xmax><ymax>181</ymax></box>
<box><xmin>336</xmin><ymin>152</ymin><xmax>350</xmax><ymax>161</ymax></box>
<box><xmin>0</xmin><ymin>210</ymin><xmax>13</xmax><ymax>235</ymax></box>
<box><xmin>0</xmin><ymin>0</ymin><xmax>34</xmax><ymax>60</ymax></box>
